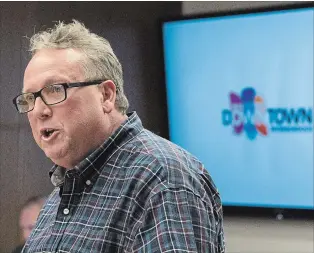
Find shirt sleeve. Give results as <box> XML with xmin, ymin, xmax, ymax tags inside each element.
<box><xmin>131</xmin><ymin>187</ymin><xmax>225</xmax><ymax>253</ymax></box>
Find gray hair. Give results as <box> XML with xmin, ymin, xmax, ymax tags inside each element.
<box><xmin>29</xmin><ymin>20</ymin><xmax>129</xmax><ymax>114</ymax></box>
<box><xmin>21</xmin><ymin>196</ymin><xmax>46</xmax><ymax>211</ymax></box>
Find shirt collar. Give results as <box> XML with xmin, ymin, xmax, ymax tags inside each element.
<box><xmin>49</xmin><ymin>111</ymin><xmax>143</xmax><ymax>187</ymax></box>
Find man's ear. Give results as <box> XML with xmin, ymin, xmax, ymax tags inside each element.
<box><xmin>99</xmin><ymin>80</ymin><xmax>116</xmax><ymax>113</ymax></box>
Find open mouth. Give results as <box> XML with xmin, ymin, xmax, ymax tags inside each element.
<box><xmin>41</xmin><ymin>129</ymin><xmax>57</xmax><ymax>139</ymax></box>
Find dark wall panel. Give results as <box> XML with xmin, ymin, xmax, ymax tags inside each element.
<box><xmin>0</xmin><ymin>2</ymin><xmax>181</xmax><ymax>252</ymax></box>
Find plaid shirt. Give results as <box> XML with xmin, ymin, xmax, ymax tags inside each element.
<box><xmin>23</xmin><ymin>112</ymin><xmax>225</xmax><ymax>253</ymax></box>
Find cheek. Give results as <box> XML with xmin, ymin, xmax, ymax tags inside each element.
<box><xmin>28</xmin><ymin>114</ymin><xmax>40</xmax><ymax>139</ymax></box>
<box><xmin>23</xmin><ymin>229</ymin><xmax>30</xmax><ymax>236</ymax></box>
<box><xmin>59</xmin><ymin>100</ymin><xmax>98</xmax><ymax>132</ymax></box>
<box><xmin>27</xmin><ymin>113</ymin><xmax>34</xmax><ymax>128</ymax></box>
<box><xmin>67</xmin><ymin>95</ymin><xmax>103</xmax><ymax>119</ymax></box>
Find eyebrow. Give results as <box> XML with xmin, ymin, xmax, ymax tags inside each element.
<box><xmin>22</xmin><ymin>79</ymin><xmax>69</xmax><ymax>94</ymax></box>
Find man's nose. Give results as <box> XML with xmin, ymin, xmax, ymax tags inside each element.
<box><xmin>32</xmin><ymin>97</ymin><xmax>52</xmax><ymax>118</ymax></box>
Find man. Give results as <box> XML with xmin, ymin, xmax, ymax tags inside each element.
<box><xmin>13</xmin><ymin>20</ymin><xmax>225</xmax><ymax>252</ymax></box>
<box><xmin>12</xmin><ymin>196</ymin><xmax>46</xmax><ymax>253</ymax></box>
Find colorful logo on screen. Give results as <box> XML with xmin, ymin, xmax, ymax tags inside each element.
<box><xmin>222</xmin><ymin>87</ymin><xmax>268</xmax><ymax>140</ymax></box>
<box><xmin>222</xmin><ymin>87</ymin><xmax>313</xmax><ymax>140</ymax></box>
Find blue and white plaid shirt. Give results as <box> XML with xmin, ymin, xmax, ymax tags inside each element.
<box><xmin>23</xmin><ymin>112</ymin><xmax>225</xmax><ymax>253</ymax></box>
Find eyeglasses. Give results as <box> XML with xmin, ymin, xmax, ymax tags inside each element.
<box><xmin>13</xmin><ymin>80</ymin><xmax>104</xmax><ymax>114</ymax></box>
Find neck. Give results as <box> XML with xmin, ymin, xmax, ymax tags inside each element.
<box><xmin>107</xmin><ymin>112</ymin><xmax>128</xmax><ymax>137</ymax></box>
<box><xmin>54</xmin><ymin>112</ymin><xmax>129</xmax><ymax>169</ymax></box>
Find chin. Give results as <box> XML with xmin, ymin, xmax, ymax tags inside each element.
<box><xmin>44</xmin><ymin>147</ymin><xmax>65</xmax><ymax>163</ymax></box>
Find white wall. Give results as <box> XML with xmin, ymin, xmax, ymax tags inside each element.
<box><xmin>182</xmin><ymin>2</ymin><xmax>314</xmax><ymax>253</ymax></box>
<box><xmin>182</xmin><ymin>1</ymin><xmax>302</xmax><ymax>16</ymax></box>
<box><xmin>224</xmin><ymin>216</ymin><xmax>313</xmax><ymax>253</ymax></box>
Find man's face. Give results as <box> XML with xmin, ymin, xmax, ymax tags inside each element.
<box><xmin>19</xmin><ymin>204</ymin><xmax>42</xmax><ymax>241</ymax></box>
<box><xmin>24</xmin><ymin>48</ymin><xmax>109</xmax><ymax>168</ymax></box>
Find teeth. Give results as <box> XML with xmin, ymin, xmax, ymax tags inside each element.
<box><xmin>43</xmin><ymin>129</ymin><xmax>54</xmax><ymax>137</ymax></box>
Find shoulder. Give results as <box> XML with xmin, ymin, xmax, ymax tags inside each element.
<box><xmin>121</xmin><ymin>129</ymin><xmax>221</xmax><ymax>207</ymax></box>
<box><xmin>11</xmin><ymin>244</ymin><xmax>24</xmax><ymax>253</ymax></box>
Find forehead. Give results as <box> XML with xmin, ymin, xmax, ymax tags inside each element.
<box><xmin>23</xmin><ymin>48</ymin><xmax>85</xmax><ymax>92</ymax></box>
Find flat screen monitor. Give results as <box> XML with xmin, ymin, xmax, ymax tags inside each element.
<box><xmin>162</xmin><ymin>5</ymin><xmax>314</xmax><ymax>210</ymax></box>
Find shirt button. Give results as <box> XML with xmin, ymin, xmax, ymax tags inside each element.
<box><xmin>86</xmin><ymin>180</ymin><xmax>91</xmax><ymax>186</ymax></box>
<box><xmin>63</xmin><ymin>208</ymin><xmax>70</xmax><ymax>215</ymax></box>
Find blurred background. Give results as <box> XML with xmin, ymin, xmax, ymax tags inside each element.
<box><xmin>0</xmin><ymin>1</ymin><xmax>313</xmax><ymax>253</ymax></box>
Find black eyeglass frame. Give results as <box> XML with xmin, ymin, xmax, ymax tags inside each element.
<box><xmin>13</xmin><ymin>80</ymin><xmax>105</xmax><ymax>114</ymax></box>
